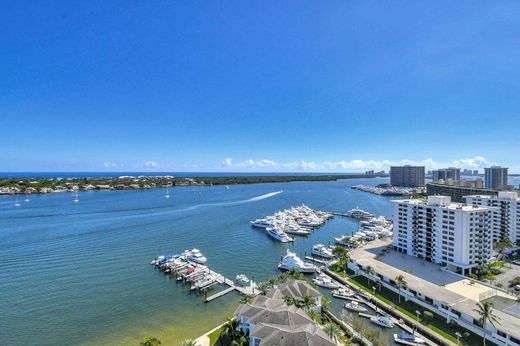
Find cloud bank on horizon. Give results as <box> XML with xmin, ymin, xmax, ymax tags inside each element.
<box><xmin>217</xmin><ymin>156</ymin><xmax>497</xmax><ymax>172</ymax></box>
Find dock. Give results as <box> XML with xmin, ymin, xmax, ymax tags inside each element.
<box><xmin>358</xmin><ymin>312</ymin><xmax>377</xmax><ymax>319</ymax></box>
<box><xmin>204</xmin><ymin>268</ymin><xmax>258</xmax><ymax>303</ymax></box>
<box><xmin>305</xmin><ymin>256</ymin><xmax>332</xmax><ymax>265</ymax></box>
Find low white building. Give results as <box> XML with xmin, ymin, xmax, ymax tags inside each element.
<box><xmin>465</xmin><ymin>191</ymin><xmax>520</xmax><ymax>246</ymax></box>
<box><xmin>393</xmin><ymin>196</ymin><xmax>496</xmax><ymax>274</ymax></box>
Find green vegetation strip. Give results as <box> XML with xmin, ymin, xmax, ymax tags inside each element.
<box><xmin>207</xmin><ymin>326</ymin><xmax>225</xmax><ymax>346</ymax></box>
<box><xmin>348</xmin><ymin>275</ymin><xmax>492</xmax><ymax>346</ymax></box>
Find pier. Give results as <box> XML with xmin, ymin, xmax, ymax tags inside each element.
<box><xmin>204</xmin><ymin>269</ymin><xmax>258</xmax><ymax>303</ymax></box>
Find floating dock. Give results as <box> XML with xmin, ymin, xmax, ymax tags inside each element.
<box><xmin>204</xmin><ymin>269</ymin><xmax>258</xmax><ymax>303</ymax></box>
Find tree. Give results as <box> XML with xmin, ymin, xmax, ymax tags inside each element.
<box><xmin>494</xmin><ymin>238</ymin><xmax>513</xmax><ymax>259</ymax></box>
<box><xmin>286</xmin><ymin>268</ymin><xmax>304</xmax><ymax>280</ymax></box>
<box><xmin>395</xmin><ymin>275</ymin><xmax>407</xmax><ymax>303</ymax></box>
<box><xmin>332</xmin><ymin>246</ymin><xmax>350</xmax><ymax>273</ymax></box>
<box><xmin>474</xmin><ymin>301</ymin><xmax>500</xmax><ymax>346</ymax></box>
<box><xmin>140</xmin><ymin>336</ymin><xmax>161</xmax><ymax>346</ymax></box>
<box><xmin>366</xmin><ymin>266</ymin><xmax>375</xmax><ymax>286</ymax></box>
<box><xmin>301</xmin><ymin>295</ymin><xmax>317</xmax><ymax>311</ymax></box>
<box><xmin>321</xmin><ymin>296</ymin><xmax>331</xmax><ymax>312</ymax></box>
<box><xmin>324</xmin><ymin>322</ymin><xmax>342</xmax><ymax>342</ymax></box>
<box><xmin>230</xmin><ymin>336</ymin><xmax>247</xmax><ymax>346</ymax></box>
<box><xmin>179</xmin><ymin>340</ymin><xmax>197</xmax><ymax>346</ymax></box>
<box><xmin>283</xmin><ymin>295</ymin><xmax>297</xmax><ymax>306</ymax></box>
<box><xmin>222</xmin><ymin>317</ymin><xmax>239</xmax><ymax>341</ymax></box>
<box><xmin>239</xmin><ymin>294</ymin><xmax>254</xmax><ymax>304</ymax></box>
<box><xmin>306</xmin><ymin>310</ymin><xmax>322</xmax><ymax>324</ymax></box>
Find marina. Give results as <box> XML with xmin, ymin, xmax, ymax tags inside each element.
<box><xmin>0</xmin><ymin>178</ymin><xmax>403</xmax><ymax>346</ymax></box>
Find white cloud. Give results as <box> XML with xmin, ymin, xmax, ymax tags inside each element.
<box><xmin>221</xmin><ymin>158</ymin><xmax>233</xmax><ymax>167</ymax></box>
<box><xmin>143</xmin><ymin>160</ymin><xmax>159</xmax><ymax>169</ymax></box>
<box><xmin>220</xmin><ymin>156</ymin><xmax>499</xmax><ymax>172</ymax></box>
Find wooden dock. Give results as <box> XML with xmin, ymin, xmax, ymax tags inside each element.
<box><xmin>305</xmin><ymin>256</ymin><xmax>332</xmax><ymax>265</ymax></box>
<box><xmin>204</xmin><ymin>269</ymin><xmax>258</xmax><ymax>303</ymax></box>
<box><xmin>205</xmin><ymin>286</ymin><xmax>236</xmax><ymax>302</ymax></box>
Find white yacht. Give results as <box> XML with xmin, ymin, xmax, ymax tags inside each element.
<box><xmin>312</xmin><ymin>273</ymin><xmax>340</xmax><ymax>289</ymax></box>
<box><xmin>283</xmin><ymin>225</ymin><xmax>311</xmax><ymax>236</ymax></box>
<box><xmin>266</xmin><ymin>228</ymin><xmax>293</xmax><ymax>243</ymax></box>
<box><xmin>332</xmin><ymin>287</ymin><xmax>355</xmax><ymax>299</ymax></box>
<box><xmin>235</xmin><ymin>274</ymin><xmax>249</xmax><ymax>286</ymax></box>
<box><xmin>311</xmin><ymin>244</ymin><xmax>335</xmax><ymax>259</ymax></box>
<box><xmin>344</xmin><ymin>301</ymin><xmax>367</xmax><ymax>312</ymax></box>
<box><xmin>250</xmin><ymin>219</ymin><xmax>274</xmax><ymax>229</ymax></box>
<box><xmin>278</xmin><ymin>250</ymin><xmax>316</xmax><ymax>273</ymax></box>
<box><xmin>393</xmin><ymin>333</ymin><xmax>426</xmax><ymax>345</ymax></box>
<box><xmin>370</xmin><ymin>316</ymin><xmax>394</xmax><ymax>328</ymax></box>
<box><xmin>184</xmin><ymin>248</ymin><xmax>207</xmax><ymax>264</ymax></box>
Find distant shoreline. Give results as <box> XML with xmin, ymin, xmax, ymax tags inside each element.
<box><xmin>0</xmin><ymin>174</ymin><xmax>387</xmax><ymax>195</ymax></box>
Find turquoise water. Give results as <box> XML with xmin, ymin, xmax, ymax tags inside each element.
<box><xmin>1</xmin><ymin>177</ymin><xmax>398</xmax><ymax>345</ymax></box>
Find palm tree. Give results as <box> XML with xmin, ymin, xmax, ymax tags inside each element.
<box><xmin>179</xmin><ymin>340</ymin><xmax>197</xmax><ymax>346</ymax></box>
<box><xmin>239</xmin><ymin>294</ymin><xmax>254</xmax><ymax>304</ymax></box>
<box><xmin>332</xmin><ymin>246</ymin><xmax>349</xmax><ymax>273</ymax></box>
<box><xmin>301</xmin><ymin>295</ymin><xmax>317</xmax><ymax>311</ymax></box>
<box><xmin>324</xmin><ymin>322</ymin><xmax>342</xmax><ymax>342</ymax></box>
<box><xmin>365</xmin><ymin>266</ymin><xmax>375</xmax><ymax>286</ymax></box>
<box><xmin>306</xmin><ymin>310</ymin><xmax>322</xmax><ymax>324</ymax></box>
<box><xmin>283</xmin><ymin>295</ymin><xmax>297</xmax><ymax>306</ymax></box>
<box><xmin>230</xmin><ymin>336</ymin><xmax>247</xmax><ymax>346</ymax></box>
<box><xmin>287</xmin><ymin>268</ymin><xmax>304</xmax><ymax>280</ymax></box>
<box><xmin>395</xmin><ymin>275</ymin><xmax>407</xmax><ymax>303</ymax></box>
<box><xmin>494</xmin><ymin>238</ymin><xmax>513</xmax><ymax>260</ymax></box>
<box><xmin>257</xmin><ymin>282</ymin><xmax>269</xmax><ymax>295</ymax></box>
<box><xmin>140</xmin><ymin>336</ymin><xmax>161</xmax><ymax>346</ymax></box>
<box><xmin>321</xmin><ymin>296</ymin><xmax>331</xmax><ymax>312</ymax></box>
<box><xmin>222</xmin><ymin>317</ymin><xmax>239</xmax><ymax>340</ymax></box>
<box><xmin>475</xmin><ymin>301</ymin><xmax>500</xmax><ymax>346</ymax></box>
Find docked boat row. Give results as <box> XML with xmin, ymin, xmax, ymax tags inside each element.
<box><xmin>351</xmin><ymin>184</ymin><xmax>426</xmax><ymax>196</ymax></box>
<box><xmin>335</xmin><ymin>214</ymin><xmax>393</xmax><ymax>248</ymax></box>
<box><xmin>312</xmin><ymin>273</ymin><xmax>340</xmax><ymax>289</ymax></box>
<box><xmin>150</xmin><ymin>249</ymin><xmax>219</xmax><ymax>293</ymax></box>
<box><xmin>251</xmin><ymin>205</ymin><xmax>333</xmax><ymax>242</ymax></box>
<box><xmin>311</xmin><ymin>243</ymin><xmax>335</xmax><ymax>259</ymax></box>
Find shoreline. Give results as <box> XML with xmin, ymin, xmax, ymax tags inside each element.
<box><xmin>0</xmin><ymin>174</ymin><xmax>386</xmax><ymax>195</ymax></box>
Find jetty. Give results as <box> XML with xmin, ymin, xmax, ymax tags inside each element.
<box><xmin>204</xmin><ymin>269</ymin><xmax>258</xmax><ymax>303</ymax></box>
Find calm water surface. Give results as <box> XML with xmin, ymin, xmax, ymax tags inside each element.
<box><xmin>1</xmin><ymin>177</ymin><xmax>401</xmax><ymax>345</ymax></box>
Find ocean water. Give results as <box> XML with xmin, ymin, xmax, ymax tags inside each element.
<box><xmin>1</xmin><ymin>177</ymin><xmax>400</xmax><ymax>345</ymax></box>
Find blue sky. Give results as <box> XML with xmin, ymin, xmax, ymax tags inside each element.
<box><xmin>1</xmin><ymin>1</ymin><xmax>519</xmax><ymax>172</ymax></box>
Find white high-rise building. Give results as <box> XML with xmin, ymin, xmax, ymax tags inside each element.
<box><xmin>393</xmin><ymin>196</ymin><xmax>496</xmax><ymax>275</ymax></box>
<box><xmin>465</xmin><ymin>191</ymin><xmax>520</xmax><ymax>245</ymax></box>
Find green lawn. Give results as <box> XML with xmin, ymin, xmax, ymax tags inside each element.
<box><xmin>207</xmin><ymin>326</ymin><xmax>225</xmax><ymax>346</ymax></box>
<box><xmin>349</xmin><ymin>275</ymin><xmax>493</xmax><ymax>346</ymax></box>
<box><xmin>329</xmin><ymin>262</ymin><xmax>356</xmax><ymax>277</ymax></box>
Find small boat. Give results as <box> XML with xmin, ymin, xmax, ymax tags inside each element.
<box><xmin>73</xmin><ymin>191</ymin><xmax>79</xmax><ymax>203</ymax></box>
<box><xmin>393</xmin><ymin>332</ymin><xmax>426</xmax><ymax>345</ymax></box>
<box><xmin>312</xmin><ymin>274</ymin><xmax>340</xmax><ymax>289</ymax></box>
<box><xmin>164</xmin><ymin>187</ymin><xmax>170</xmax><ymax>198</ymax></box>
<box><xmin>235</xmin><ymin>274</ymin><xmax>249</xmax><ymax>286</ymax></box>
<box><xmin>344</xmin><ymin>301</ymin><xmax>367</xmax><ymax>312</ymax></box>
<box><xmin>278</xmin><ymin>250</ymin><xmax>316</xmax><ymax>273</ymax></box>
<box><xmin>370</xmin><ymin>316</ymin><xmax>394</xmax><ymax>328</ymax></box>
<box><xmin>250</xmin><ymin>219</ymin><xmax>274</xmax><ymax>229</ymax></box>
<box><xmin>184</xmin><ymin>248</ymin><xmax>207</xmax><ymax>264</ymax></box>
<box><xmin>266</xmin><ymin>227</ymin><xmax>293</xmax><ymax>243</ymax></box>
<box><xmin>283</xmin><ymin>226</ymin><xmax>311</xmax><ymax>236</ymax></box>
<box><xmin>332</xmin><ymin>287</ymin><xmax>355</xmax><ymax>299</ymax></box>
<box><xmin>311</xmin><ymin>244</ymin><xmax>335</xmax><ymax>259</ymax></box>
<box><xmin>24</xmin><ymin>195</ymin><xmax>30</xmax><ymax>202</ymax></box>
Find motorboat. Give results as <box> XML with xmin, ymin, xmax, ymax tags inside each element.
<box><xmin>235</xmin><ymin>274</ymin><xmax>250</xmax><ymax>286</ymax></box>
<box><xmin>312</xmin><ymin>273</ymin><xmax>340</xmax><ymax>289</ymax></box>
<box><xmin>190</xmin><ymin>274</ymin><xmax>215</xmax><ymax>291</ymax></box>
<box><xmin>278</xmin><ymin>250</ymin><xmax>316</xmax><ymax>273</ymax></box>
<box><xmin>283</xmin><ymin>225</ymin><xmax>311</xmax><ymax>236</ymax></box>
<box><xmin>393</xmin><ymin>332</ymin><xmax>426</xmax><ymax>345</ymax></box>
<box><xmin>344</xmin><ymin>301</ymin><xmax>367</xmax><ymax>312</ymax></box>
<box><xmin>370</xmin><ymin>316</ymin><xmax>395</xmax><ymax>328</ymax></box>
<box><xmin>250</xmin><ymin>219</ymin><xmax>274</xmax><ymax>229</ymax></box>
<box><xmin>332</xmin><ymin>287</ymin><xmax>355</xmax><ymax>299</ymax></box>
<box><xmin>266</xmin><ymin>228</ymin><xmax>293</xmax><ymax>243</ymax></box>
<box><xmin>311</xmin><ymin>244</ymin><xmax>335</xmax><ymax>259</ymax></box>
<box><xmin>184</xmin><ymin>248</ymin><xmax>207</xmax><ymax>264</ymax></box>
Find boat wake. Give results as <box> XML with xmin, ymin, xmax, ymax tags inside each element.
<box><xmin>248</xmin><ymin>190</ymin><xmax>283</xmax><ymax>202</ymax></box>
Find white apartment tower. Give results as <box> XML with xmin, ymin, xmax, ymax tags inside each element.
<box><xmin>465</xmin><ymin>191</ymin><xmax>520</xmax><ymax>245</ymax></box>
<box><xmin>393</xmin><ymin>196</ymin><xmax>496</xmax><ymax>275</ymax></box>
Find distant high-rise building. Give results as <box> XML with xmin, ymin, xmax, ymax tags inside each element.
<box><xmin>365</xmin><ymin>170</ymin><xmax>374</xmax><ymax>176</ymax></box>
<box><xmin>473</xmin><ymin>170</ymin><xmax>479</xmax><ymax>175</ymax></box>
<box><xmin>465</xmin><ymin>192</ymin><xmax>520</xmax><ymax>244</ymax></box>
<box><xmin>485</xmin><ymin>166</ymin><xmax>508</xmax><ymax>189</ymax></box>
<box><xmin>390</xmin><ymin>165</ymin><xmax>425</xmax><ymax>187</ymax></box>
<box><xmin>432</xmin><ymin>167</ymin><xmax>461</xmax><ymax>182</ymax></box>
